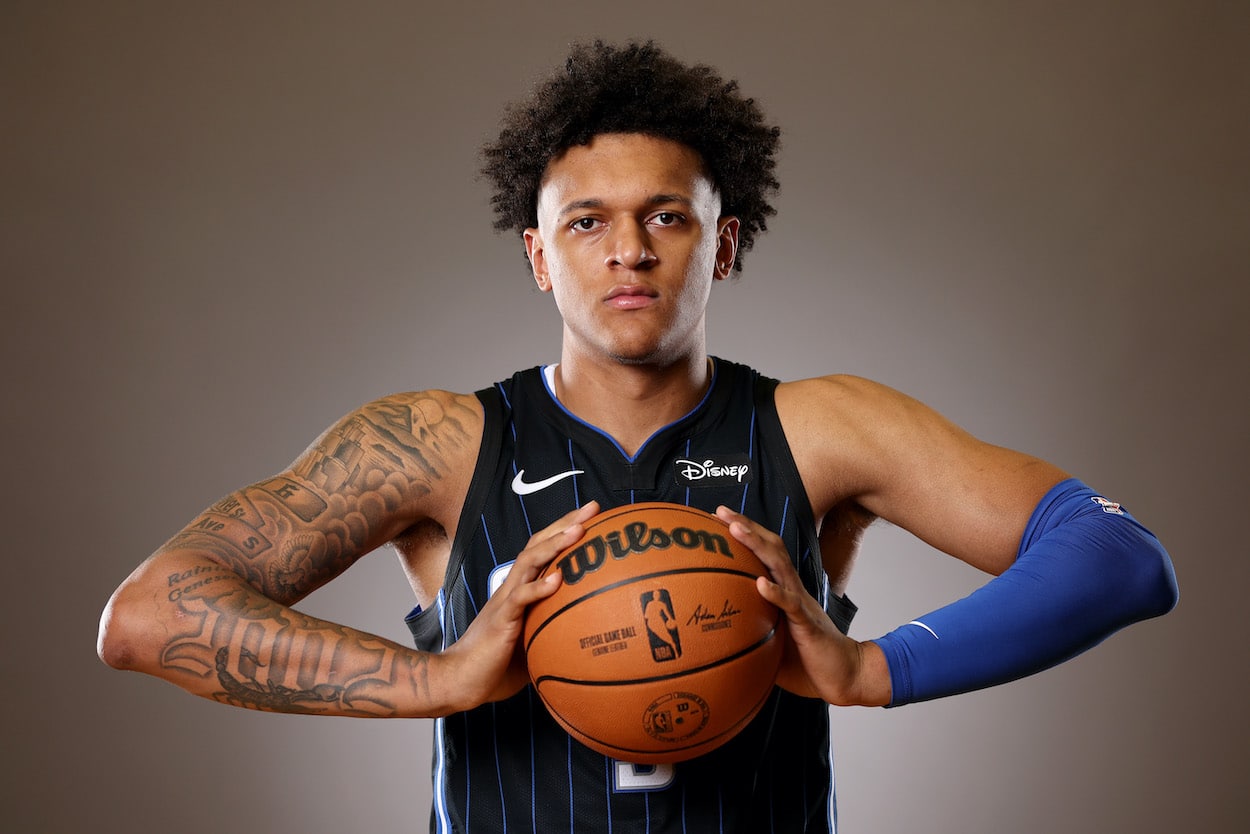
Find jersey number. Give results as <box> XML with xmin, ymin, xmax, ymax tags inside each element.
<box><xmin>613</xmin><ymin>760</ymin><xmax>675</xmax><ymax>792</ymax></box>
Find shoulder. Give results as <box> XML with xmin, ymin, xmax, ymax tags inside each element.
<box><xmin>775</xmin><ymin>373</ymin><xmax>964</xmax><ymax>440</ymax></box>
<box><xmin>773</xmin><ymin>374</ymin><xmax>927</xmax><ymax>451</ymax></box>
<box><xmin>309</xmin><ymin>389</ymin><xmax>484</xmax><ymax>457</ymax></box>
<box><xmin>776</xmin><ymin>373</ymin><xmax>913</xmax><ymax>410</ymax></box>
<box><xmin>355</xmin><ymin>389</ymin><xmax>485</xmax><ymax>436</ymax></box>
<box><xmin>772</xmin><ymin>374</ymin><xmax>983</xmax><ymax>515</ymax></box>
<box><xmin>293</xmin><ymin>389</ymin><xmax>485</xmax><ymax>522</ymax></box>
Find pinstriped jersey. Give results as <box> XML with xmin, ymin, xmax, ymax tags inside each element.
<box><xmin>405</xmin><ymin>358</ymin><xmax>856</xmax><ymax>833</ymax></box>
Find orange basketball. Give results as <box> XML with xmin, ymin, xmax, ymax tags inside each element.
<box><xmin>523</xmin><ymin>502</ymin><xmax>785</xmax><ymax>763</ymax></box>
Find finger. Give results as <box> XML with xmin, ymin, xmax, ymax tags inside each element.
<box><xmin>716</xmin><ymin>506</ymin><xmax>786</xmax><ymax>556</ymax></box>
<box><xmin>504</xmin><ymin>501</ymin><xmax>601</xmax><ymax>588</ymax></box>
<box><xmin>507</xmin><ymin>570</ymin><xmax>564</xmax><ymax>609</ymax></box>
<box><xmin>755</xmin><ymin>573</ymin><xmax>811</xmax><ymax>620</ymax></box>
<box><xmin>716</xmin><ymin>506</ymin><xmax>802</xmax><ymax>588</ymax></box>
<box><xmin>532</xmin><ymin>500</ymin><xmax>601</xmax><ymax>545</ymax></box>
<box><xmin>715</xmin><ymin>505</ymin><xmax>769</xmax><ymax>538</ymax></box>
<box><xmin>507</xmin><ymin>501</ymin><xmax>603</xmax><ymax>604</ymax></box>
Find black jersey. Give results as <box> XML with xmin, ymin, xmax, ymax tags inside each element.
<box><xmin>405</xmin><ymin>358</ymin><xmax>856</xmax><ymax>833</ymax></box>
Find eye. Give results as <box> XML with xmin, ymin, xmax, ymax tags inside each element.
<box><xmin>570</xmin><ymin>217</ymin><xmax>602</xmax><ymax>232</ymax></box>
<box><xmin>650</xmin><ymin>211</ymin><xmax>685</xmax><ymax>227</ymax></box>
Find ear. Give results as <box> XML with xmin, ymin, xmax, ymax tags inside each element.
<box><xmin>714</xmin><ymin>216</ymin><xmax>741</xmax><ymax>280</ymax></box>
<box><xmin>523</xmin><ymin>228</ymin><xmax>552</xmax><ymax>292</ymax></box>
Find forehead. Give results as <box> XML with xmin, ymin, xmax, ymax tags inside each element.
<box><xmin>536</xmin><ymin>133</ymin><xmax>717</xmax><ymax>217</ymax></box>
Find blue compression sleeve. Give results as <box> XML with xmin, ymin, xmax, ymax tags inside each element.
<box><xmin>874</xmin><ymin>478</ymin><xmax>1178</xmax><ymax>707</ymax></box>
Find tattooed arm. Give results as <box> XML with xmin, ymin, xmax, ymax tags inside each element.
<box><xmin>98</xmin><ymin>390</ymin><xmax>587</xmax><ymax>718</ymax></box>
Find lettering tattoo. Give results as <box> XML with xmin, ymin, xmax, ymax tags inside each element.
<box><xmin>166</xmin><ymin>564</ymin><xmax>234</xmax><ymax>603</ymax></box>
<box><xmin>151</xmin><ymin>392</ymin><xmax>473</xmax><ymax>714</ymax></box>
<box><xmin>160</xmin><ymin>566</ymin><xmax>433</xmax><ymax>716</ymax></box>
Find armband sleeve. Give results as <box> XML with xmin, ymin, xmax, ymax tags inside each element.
<box><xmin>873</xmin><ymin>478</ymin><xmax>1178</xmax><ymax>707</ymax></box>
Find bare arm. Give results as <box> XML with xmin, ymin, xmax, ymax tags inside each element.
<box><xmin>780</xmin><ymin>374</ymin><xmax>1068</xmax><ymax>574</ymax></box>
<box><xmin>743</xmin><ymin>374</ymin><xmax>1175</xmax><ymax>707</ymax></box>
<box><xmin>98</xmin><ymin>390</ymin><xmax>581</xmax><ymax>717</ymax></box>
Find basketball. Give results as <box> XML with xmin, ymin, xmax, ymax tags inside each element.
<box><xmin>523</xmin><ymin>502</ymin><xmax>785</xmax><ymax>763</ymax></box>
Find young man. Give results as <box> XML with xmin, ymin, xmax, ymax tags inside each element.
<box><xmin>98</xmin><ymin>42</ymin><xmax>1178</xmax><ymax>832</ymax></box>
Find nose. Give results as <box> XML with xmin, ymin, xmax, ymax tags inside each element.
<box><xmin>606</xmin><ymin>220</ymin><xmax>657</xmax><ymax>270</ymax></box>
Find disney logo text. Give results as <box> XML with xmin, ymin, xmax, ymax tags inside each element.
<box><xmin>675</xmin><ymin>459</ymin><xmax>751</xmax><ymax>483</ymax></box>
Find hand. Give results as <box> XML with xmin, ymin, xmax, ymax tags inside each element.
<box><xmin>715</xmin><ymin>506</ymin><xmax>890</xmax><ymax>707</ymax></box>
<box><xmin>434</xmin><ymin>501</ymin><xmax>600</xmax><ymax>713</ymax></box>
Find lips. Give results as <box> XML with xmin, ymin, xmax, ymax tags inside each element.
<box><xmin>605</xmin><ymin>285</ymin><xmax>658</xmax><ymax>310</ymax></box>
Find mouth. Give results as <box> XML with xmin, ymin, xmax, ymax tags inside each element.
<box><xmin>605</xmin><ymin>285</ymin><xmax>658</xmax><ymax>310</ymax></box>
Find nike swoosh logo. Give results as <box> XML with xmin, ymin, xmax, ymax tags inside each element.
<box><xmin>906</xmin><ymin>620</ymin><xmax>939</xmax><ymax>640</ymax></box>
<box><xmin>511</xmin><ymin>468</ymin><xmax>584</xmax><ymax>496</ymax></box>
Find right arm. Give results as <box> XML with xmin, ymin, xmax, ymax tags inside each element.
<box><xmin>98</xmin><ymin>390</ymin><xmax>589</xmax><ymax>717</ymax></box>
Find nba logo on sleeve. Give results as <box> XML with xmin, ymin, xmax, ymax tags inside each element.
<box><xmin>1091</xmin><ymin>496</ymin><xmax>1126</xmax><ymax>515</ymax></box>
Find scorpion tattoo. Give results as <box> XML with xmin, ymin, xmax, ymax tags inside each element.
<box><xmin>214</xmin><ymin>647</ymin><xmax>341</xmax><ymax>711</ymax></box>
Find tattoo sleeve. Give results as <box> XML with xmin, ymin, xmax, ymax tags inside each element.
<box><xmin>161</xmin><ymin>570</ymin><xmax>432</xmax><ymax>715</ymax></box>
<box><xmin>130</xmin><ymin>392</ymin><xmax>476</xmax><ymax>716</ymax></box>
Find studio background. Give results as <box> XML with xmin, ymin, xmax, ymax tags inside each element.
<box><xmin>4</xmin><ymin>2</ymin><xmax>1246</xmax><ymax>832</ymax></box>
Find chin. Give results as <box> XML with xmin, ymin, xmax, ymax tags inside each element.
<box><xmin>605</xmin><ymin>351</ymin><xmax>654</xmax><ymax>366</ymax></box>
<box><xmin>592</xmin><ymin>325</ymin><xmax>700</xmax><ymax>368</ymax></box>
<box><xmin>605</xmin><ymin>344</ymin><xmax>685</xmax><ymax>368</ymax></box>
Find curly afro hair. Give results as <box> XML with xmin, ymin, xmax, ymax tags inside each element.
<box><xmin>481</xmin><ymin>40</ymin><xmax>781</xmax><ymax>273</ymax></box>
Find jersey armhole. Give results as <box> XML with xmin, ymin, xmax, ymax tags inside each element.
<box><xmin>752</xmin><ymin>374</ymin><xmax>820</xmax><ymax>540</ymax></box>
<box><xmin>440</xmin><ymin>386</ymin><xmax>506</xmax><ymax>591</ymax></box>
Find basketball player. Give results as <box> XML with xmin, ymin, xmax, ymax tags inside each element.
<box><xmin>98</xmin><ymin>41</ymin><xmax>1178</xmax><ymax>832</ymax></box>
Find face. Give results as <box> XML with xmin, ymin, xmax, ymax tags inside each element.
<box><xmin>524</xmin><ymin>133</ymin><xmax>739</xmax><ymax>368</ymax></box>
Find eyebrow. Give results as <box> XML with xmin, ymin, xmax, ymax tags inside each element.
<box><xmin>557</xmin><ymin>193</ymin><xmax>694</xmax><ymax>218</ymax></box>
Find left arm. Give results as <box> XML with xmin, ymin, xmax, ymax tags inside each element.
<box><xmin>733</xmin><ymin>374</ymin><xmax>1178</xmax><ymax>707</ymax></box>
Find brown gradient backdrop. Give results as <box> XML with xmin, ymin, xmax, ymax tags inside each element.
<box><xmin>4</xmin><ymin>2</ymin><xmax>1247</xmax><ymax>832</ymax></box>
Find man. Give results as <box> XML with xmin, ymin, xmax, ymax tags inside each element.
<box><xmin>98</xmin><ymin>41</ymin><xmax>1178</xmax><ymax>832</ymax></box>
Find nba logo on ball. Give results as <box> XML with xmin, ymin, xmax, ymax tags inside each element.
<box><xmin>640</xmin><ymin>589</ymin><xmax>682</xmax><ymax>662</ymax></box>
<box><xmin>523</xmin><ymin>502</ymin><xmax>786</xmax><ymax>763</ymax></box>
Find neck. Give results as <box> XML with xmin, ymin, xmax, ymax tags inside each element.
<box><xmin>552</xmin><ymin>353</ymin><xmax>712</xmax><ymax>457</ymax></box>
